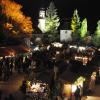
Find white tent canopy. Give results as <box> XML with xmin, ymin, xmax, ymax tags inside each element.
<box><xmin>51</xmin><ymin>42</ymin><xmax>63</xmax><ymax>48</ymax></box>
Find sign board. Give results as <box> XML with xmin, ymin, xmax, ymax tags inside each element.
<box><xmin>60</xmin><ymin>30</ymin><xmax>72</xmax><ymax>42</ymax></box>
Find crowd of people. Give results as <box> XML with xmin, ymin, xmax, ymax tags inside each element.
<box><xmin>0</xmin><ymin>55</ymin><xmax>31</xmax><ymax>81</ymax></box>
<box><xmin>0</xmin><ymin>45</ymin><xmax>70</xmax><ymax>99</ymax></box>
<box><xmin>0</xmin><ymin>44</ymin><xmax>97</xmax><ymax>100</ymax></box>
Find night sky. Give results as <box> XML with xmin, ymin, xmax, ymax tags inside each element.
<box><xmin>14</xmin><ymin>0</ymin><xmax>100</xmax><ymax>32</ymax></box>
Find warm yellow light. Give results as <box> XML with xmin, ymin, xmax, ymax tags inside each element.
<box><xmin>9</xmin><ymin>52</ymin><xmax>15</xmax><ymax>57</ymax></box>
<box><xmin>63</xmin><ymin>84</ymin><xmax>72</xmax><ymax>97</ymax></box>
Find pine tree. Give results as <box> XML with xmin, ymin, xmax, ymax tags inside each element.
<box><xmin>92</xmin><ymin>20</ymin><xmax>100</xmax><ymax>47</ymax></box>
<box><xmin>71</xmin><ymin>9</ymin><xmax>80</xmax><ymax>33</ymax></box>
<box><xmin>95</xmin><ymin>20</ymin><xmax>100</xmax><ymax>35</ymax></box>
<box><xmin>80</xmin><ymin>18</ymin><xmax>87</xmax><ymax>38</ymax></box>
<box><xmin>45</xmin><ymin>1</ymin><xmax>60</xmax><ymax>33</ymax></box>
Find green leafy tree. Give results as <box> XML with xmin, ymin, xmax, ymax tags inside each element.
<box><xmin>45</xmin><ymin>1</ymin><xmax>60</xmax><ymax>34</ymax></box>
<box><xmin>92</xmin><ymin>20</ymin><xmax>100</xmax><ymax>47</ymax></box>
<box><xmin>71</xmin><ymin>9</ymin><xmax>80</xmax><ymax>33</ymax></box>
<box><xmin>80</xmin><ymin>18</ymin><xmax>87</xmax><ymax>38</ymax></box>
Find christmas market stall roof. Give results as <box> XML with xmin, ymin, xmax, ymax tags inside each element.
<box><xmin>0</xmin><ymin>47</ymin><xmax>13</xmax><ymax>57</ymax></box>
<box><xmin>0</xmin><ymin>45</ymin><xmax>30</xmax><ymax>57</ymax></box>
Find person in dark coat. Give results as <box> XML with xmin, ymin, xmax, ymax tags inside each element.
<box><xmin>20</xmin><ymin>80</ymin><xmax>27</xmax><ymax>94</ymax></box>
<box><xmin>0</xmin><ymin>90</ymin><xmax>2</xmax><ymax>100</ymax></box>
<box><xmin>8</xmin><ymin>94</ymin><xmax>15</xmax><ymax>100</ymax></box>
<box><xmin>49</xmin><ymin>73</ymin><xmax>55</xmax><ymax>99</ymax></box>
<box><xmin>4</xmin><ymin>97</ymin><xmax>9</xmax><ymax>100</ymax></box>
<box><xmin>9</xmin><ymin>58</ymin><xmax>14</xmax><ymax>75</ymax></box>
<box><xmin>74</xmin><ymin>86</ymin><xmax>81</xmax><ymax>100</ymax></box>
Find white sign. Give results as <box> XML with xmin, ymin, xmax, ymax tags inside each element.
<box><xmin>60</xmin><ymin>30</ymin><xmax>72</xmax><ymax>42</ymax></box>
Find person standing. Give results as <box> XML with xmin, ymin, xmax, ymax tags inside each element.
<box><xmin>79</xmin><ymin>85</ymin><xmax>82</xmax><ymax>100</ymax></box>
<box><xmin>0</xmin><ymin>90</ymin><xmax>2</xmax><ymax>100</ymax></box>
<box><xmin>20</xmin><ymin>80</ymin><xmax>27</xmax><ymax>94</ymax></box>
<box><xmin>54</xmin><ymin>65</ymin><xmax>59</xmax><ymax>80</ymax></box>
<box><xmin>74</xmin><ymin>86</ymin><xmax>80</xmax><ymax>100</ymax></box>
<box><xmin>49</xmin><ymin>73</ymin><xmax>55</xmax><ymax>99</ymax></box>
<box><xmin>8</xmin><ymin>94</ymin><xmax>15</xmax><ymax>100</ymax></box>
<box><xmin>9</xmin><ymin>58</ymin><xmax>14</xmax><ymax>75</ymax></box>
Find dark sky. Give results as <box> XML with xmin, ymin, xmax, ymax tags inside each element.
<box><xmin>14</xmin><ymin>0</ymin><xmax>100</xmax><ymax>32</ymax></box>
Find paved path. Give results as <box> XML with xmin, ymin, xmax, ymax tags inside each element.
<box><xmin>82</xmin><ymin>84</ymin><xmax>100</xmax><ymax>100</ymax></box>
<box><xmin>82</xmin><ymin>96</ymin><xmax>100</xmax><ymax>100</ymax></box>
<box><xmin>0</xmin><ymin>72</ymin><xmax>26</xmax><ymax>100</ymax></box>
<box><xmin>92</xmin><ymin>84</ymin><xmax>100</xmax><ymax>97</ymax></box>
<box><xmin>0</xmin><ymin>70</ymin><xmax>100</xmax><ymax>100</ymax></box>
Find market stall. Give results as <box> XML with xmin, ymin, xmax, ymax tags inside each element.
<box><xmin>26</xmin><ymin>80</ymin><xmax>49</xmax><ymax>100</ymax></box>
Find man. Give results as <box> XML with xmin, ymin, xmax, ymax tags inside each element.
<box><xmin>74</xmin><ymin>86</ymin><xmax>80</xmax><ymax>100</ymax></box>
<box><xmin>54</xmin><ymin>65</ymin><xmax>59</xmax><ymax>80</ymax></box>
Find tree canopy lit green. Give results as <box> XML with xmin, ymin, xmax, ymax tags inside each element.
<box><xmin>80</xmin><ymin>18</ymin><xmax>87</xmax><ymax>38</ymax></box>
<box><xmin>71</xmin><ymin>9</ymin><xmax>80</xmax><ymax>33</ymax></box>
<box><xmin>45</xmin><ymin>2</ymin><xmax>60</xmax><ymax>33</ymax></box>
<box><xmin>92</xmin><ymin>20</ymin><xmax>100</xmax><ymax>47</ymax></box>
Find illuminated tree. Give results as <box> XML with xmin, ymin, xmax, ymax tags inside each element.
<box><xmin>92</xmin><ymin>20</ymin><xmax>100</xmax><ymax>47</ymax></box>
<box><xmin>80</xmin><ymin>18</ymin><xmax>87</xmax><ymax>38</ymax></box>
<box><xmin>45</xmin><ymin>1</ymin><xmax>60</xmax><ymax>42</ymax></box>
<box><xmin>45</xmin><ymin>1</ymin><xmax>60</xmax><ymax>33</ymax></box>
<box><xmin>1</xmin><ymin>0</ymin><xmax>33</xmax><ymax>39</ymax></box>
<box><xmin>71</xmin><ymin>9</ymin><xmax>80</xmax><ymax>33</ymax></box>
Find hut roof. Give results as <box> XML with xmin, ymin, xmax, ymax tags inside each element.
<box><xmin>0</xmin><ymin>45</ymin><xmax>29</xmax><ymax>57</ymax></box>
